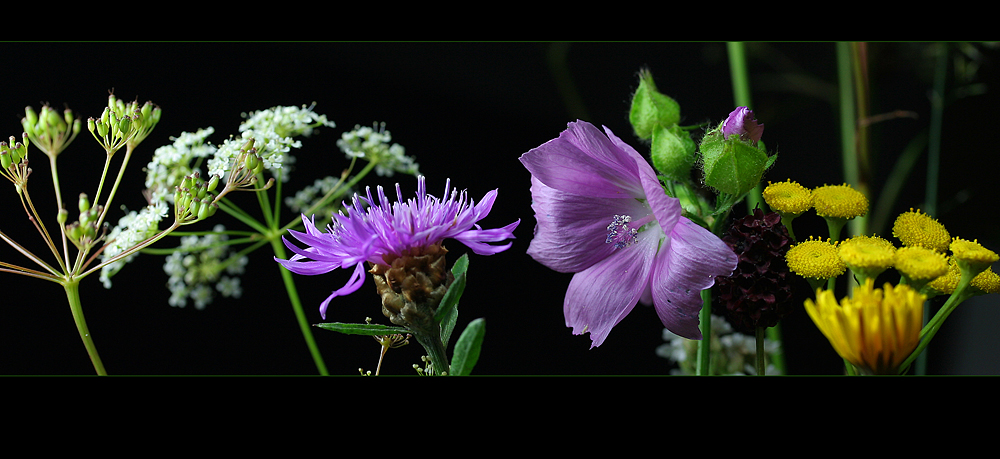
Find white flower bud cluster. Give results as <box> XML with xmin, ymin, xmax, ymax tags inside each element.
<box><xmin>655</xmin><ymin>315</ymin><xmax>781</xmax><ymax>375</ymax></box>
<box><xmin>145</xmin><ymin>127</ymin><xmax>217</xmax><ymax>203</ymax></box>
<box><xmin>99</xmin><ymin>201</ymin><xmax>170</xmax><ymax>288</ymax></box>
<box><xmin>239</xmin><ymin>104</ymin><xmax>336</xmax><ymax>139</ymax></box>
<box><xmin>337</xmin><ymin>123</ymin><xmax>419</xmax><ymax>177</ymax></box>
<box><xmin>163</xmin><ymin>224</ymin><xmax>248</xmax><ymax>310</ymax></box>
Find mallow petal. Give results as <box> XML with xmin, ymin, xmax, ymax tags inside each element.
<box><xmin>519</xmin><ymin>121</ymin><xmax>644</xmax><ymax>199</ymax></box>
<box><xmin>651</xmin><ymin>217</ymin><xmax>738</xmax><ymax>339</ymax></box>
<box><xmin>526</xmin><ymin>176</ymin><xmax>648</xmax><ymax>273</ymax></box>
<box><xmin>563</xmin><ymin>231</ymin><xmax>658</xmax><ymax>348</ymax></box>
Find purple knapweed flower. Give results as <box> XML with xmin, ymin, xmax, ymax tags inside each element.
<box><xmin>721</xmin><ymin>106</ymin><xmax>764</xmax><ymax>145</ymax></box>
<box><xmin>519</xmin><ymin>121</ymin><xmax>738</xmax><ymax>347</ymax></box>
<box><xmin>275</xmin><ymin>176</ymin><xmax>519</xmax><ymax>318</ymax></box>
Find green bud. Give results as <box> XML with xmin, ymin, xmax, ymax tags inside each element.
<box><xmin>141</xmin><ymin>101</ymin><xmax>152</xmax><ymax>121</ymax></box>
<box><xmin>629</xmin><ymin>69</ymin><xmax>681</xmax><ymax>140</ymax></box>
<box><xmin>100</xmin><ymin>107</ymin><xmax>111</xmax><ymax>126</ymax></box>
<box><xmin>0</xmin><ymin>149</ymin><xmax>11</xmax><ymax>170</ymax></box>
<box><xmin>11</xmin><ymin>142</ymin><xmax>25</xmax><ymax>164</ymax></box>
<box><xmin>650</xmin><ymin>124</ymin><xmax>696</xmax><ymax>182</ymax></box>
<box><xmin>197</xmin><ymin>201</ymin><xmax>217</xmax><ymax>220</ymax></box>
<box><xmin>63</xmin><ymin>109</ymin><xmax>74</xmax><ymax>127</ymax></box>
<box><xmin>87</xmin><ymin>117</ymin><xmax>96</xmax><ymax>134</ymax></box>
<box><xmin>207</xmin><ymin>175</ymin><xmax>219</xmax><ymax>192</ymax></box>
<box><xmin>45</xmin><ymin>105</ymin><xmax>63</xmax><ymax>129</ymax></box>
<box><xmin>97</xmin><ymin>120</ymin><xmax>109</xmax><ymax>138</ymax></box>
<box><xmin>24</xmin><ymin>106</ymin><xmax>38</xmax><ymax>130</ymax></box>
<box><xmin>67</xmin><ymin>223</ymin><xmax>82</xmax><ymax>241</ymax></box>
<box><xmin>699</xmin><ymin>129</ymin><xmax>775</xmax><ymax>196</ymax></box>
<box><xmin>57</xmin><ymin>208</ymin><xmax>68</xmax><ymax>225</ymax></box>
<box><xmin>78</xmin><ymin>193</ymin><xmax>90</xmax><ymax>213</ymax></box>
<box><xmin>118</xmin><ymin>116</ymin><xmax>132</xmax><ymax>136</ymax></box>
<box><xmin>72</xmin><ymin>118</ymin><xmax>81</xmax><ymax>136</ymax></box>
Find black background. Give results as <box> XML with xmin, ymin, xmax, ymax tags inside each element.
<box><xmin>3</xmin><ymin>42</ymin><xmax>999</xmax><ymax>376</ymax></box>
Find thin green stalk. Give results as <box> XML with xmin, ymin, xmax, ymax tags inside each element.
<box><xmin>755</xmin><ymin>326</ymin><xmax>765</xmax><ymax>375</ymax></box>
<box><xmin>270</xmin><ymin>238</ymin><xmax>329</xmax><ymax>376</ymax></box>
<box><xmin>64</xmin><ymin>279</ymin><xmax>106</xmax><ymax>375</ymax></box>
<box><xmin>696</xmin><ymin>289</ymin><xmax>712</xmax><ymax>375</ymax></box>
<box><xmin>726</xmin><ymin>42</ymin><xmax>763</xmax><ymax>214</ymax></box>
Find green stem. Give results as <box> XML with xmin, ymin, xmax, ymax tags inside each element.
<box><xmin>766</xmin><ymin>324</ymin><xmax>785</xmax><ymax>374</ymax></box>
<box><xmin>414</xmin><ymin>331</ymin><xmax>451</xmax><ymax>376</ymax></box>
<box><xmin>696</xmin><ymin>288</ymin><xmax>712</xmax><ymax>376</ymax></box>
<box><xmin>270</xmin><ymin>238</ymin><xmax>329</xmax><ymax>376</ymax></box>
<box><xmin>64</xmin><ymin>279</ymin><xmax>106</xmax><ymax>375</ymax></box>
<box><xmin>901</xmin><ymin>285</ymin><xmax>974</xmax><ymax>373</ymax></box>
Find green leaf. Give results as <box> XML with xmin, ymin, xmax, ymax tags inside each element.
<box><xmin>314</xmin><ymin>322</ymin><xmax>410</xmax><ymax>336</ymax></box>
<box><xmin>450</xmin><ymin>318</ymin><xmax>486</xmax><ymax>376</ymax></box>
<box><xmin>437</xmin><ymin>253</ymin><xmax>470</xmax><ymax>345</ymax></box>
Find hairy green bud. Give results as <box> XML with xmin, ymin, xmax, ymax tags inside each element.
<box><xmin>629</xmin><ymin>69</ymin><xmax>681</xmax><ymax>140</ymax></box>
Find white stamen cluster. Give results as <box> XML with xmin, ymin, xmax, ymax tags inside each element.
<box><xmin>605</xmin><ymin>214</ymin><xmax>638</xmax><ymax>249</ymax></box>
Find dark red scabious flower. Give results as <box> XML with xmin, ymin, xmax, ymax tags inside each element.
<box><xmin>713</xmin><ymin>207</ymin><xmax>794</xmax><ymax>334</ymax></box>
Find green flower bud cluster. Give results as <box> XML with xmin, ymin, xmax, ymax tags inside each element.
<box><xmin>173</xmin><ymin>172</ymin><xmax>219</xmax><ymax>225</ymax></box>
<box><xmin>66</xmin><ymin>193</ymin><xmax>105</xmax><ymax>247</ymax></box>
<box><xmin>22</xmin><ymin>105</ymin><xmax>81</xmax><ymax>158</ymax></box>
<box><xmin>0</xmin><ymin>134</ymin><xmax>29</xmax><ymax>171</ymax></box>
<box><xmin>628</xmin><ymin>69</ymin><xmax>696</xmax><ymax>183</ymax></box>
<box><xmin>88</xmin><ymin>94</ymin><xmax>161</xmax><ymax>155</ymax></box>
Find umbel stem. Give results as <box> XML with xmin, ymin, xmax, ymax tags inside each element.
<box><xmin>64</xmin><ymin>280</ymin><xmax>106</xmax><ymax>375</ymax></box>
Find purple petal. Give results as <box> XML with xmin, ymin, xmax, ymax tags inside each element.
<box><xmin>563</xmin><ymin>231</ymin><xmax>659</xmax><ymax>348</ymax></box>
<box><xmin>453</xmin><ymin>220</ymin><xmax>520</xmax><ymax>255</ymax></box>
<box><xmin>526</xmin><ymin>176</ymin><xmax>648</xmax><ymax>273</ymax></box>
<box><xmin>319</xmin><ymin>262</ymin><xmax>368</xmax><ymax>319</ymax></box>
<box><xmin>519</xmin><ymin>120</ymin><xmax>644</xmax><ymax>199</ymax></box>
<box><xmin>650</xmin><ymin>218</ymin><xmax>738</xmax><ymax>339</ymax></box>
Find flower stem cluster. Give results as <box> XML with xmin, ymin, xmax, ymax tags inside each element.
<box><xmin>0</xmin><ymin>134</ymin><xmax>31</xmax><ymax>189</ymax></box>
<box><xmin>22</xmin><ymin>104</ymin><xmax>81</xmax><ymax>158</ymax></box>
<box><xmin>87</xmin><ymin>94</ymin><xmax>161</xmax><ymax>155</ymax></box>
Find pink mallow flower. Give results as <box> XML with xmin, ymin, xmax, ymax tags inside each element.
<box><xmin>275</xmin><ymin>176</ymin><xmax>519</xmax><ymax>318</ymax></box>
<box><xmin>721</xmin><ymin>106</ymin><xmax>764</xmax><ymax>145</ymax></box>
<box><xmin>519</xmin><ymin>121</ymin><xmax>737</xmax><ymax>347</ymax></box>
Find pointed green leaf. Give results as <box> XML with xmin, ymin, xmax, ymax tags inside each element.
<box><xmin>315</xmin><ymin>322</ymin><xmax>410</xmax><ymax>336</ymax></box>
<box><xmin>437</xmin><ymin>253</ymin><xmax>470</xmax><ymax>345</ymax></box>
<box><xmin>450</xmin><ymin>318</ymin><xmax>486</xmax><ymax>376</ymax></box>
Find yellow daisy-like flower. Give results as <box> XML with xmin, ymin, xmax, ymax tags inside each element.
<box><xmin>949</xmin><ymin>237</ymin><xmax>999</xmax><ymax>276</ymax></box>
<box><xmin>892</xmin><ymin>209</ymin><xmax>950</xmax><ymax>252</ymax></box>
<box><xmin>786</xmin><ymin>236</ymin><xmax>846</xmax><ymax>280</ymax></box>
<box><xmin>762</xmin><ymin>180</ymin><xmax>812</xmax><ymax>217</ymax></box>
<box><xmin>804</xmin><ymin>278</ymin><xmax>924</xmax><ymax>375</ymax></box>
<box><xmin>894</xmin><ymin>246</ymin><xmax>948</xmax><ymax>285</ymax></box>
<box><xmin>838</xmin><ymin>235</ymin><xmax>896</xmax><ymax>280</ymax></box>
<box><xmin>812</xmin><ymin>183</ymin><xmax>868</xmax><ymax>220</ymax></box>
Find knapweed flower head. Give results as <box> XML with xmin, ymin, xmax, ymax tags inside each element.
<box><xmin>838</xmin><ymin>235</ymin><xmax>896</xmax><ymax>281</ymax></box>
<box><xmin>519</xmin><ymin>120</ymin><xmax>738</xmax><ymax>346</ymax></box>
<box><xmin>721</xmin><ymin>107</ymin><xmax>764</xmax><ymax>145</ymax></box>
<box><xmin>812</xmin><ymin>183</ymin><xmax>868</xmax><ymax>220</ymax></box>
<box><xmin>714</xmin><ymin>208</ymin><xmax>794</xmax><ymax>334</ymax></box>
<box><xmin>892</xmin><ymin>208</ymin><xmax>950</xmax><ymax>252</ymax></box>
<box><xmin>338</xmin><ymin>123</ymin><xmax>419</xmax><ymax>177</ymax></box>
<box><xmin>894</xmin><ymin>246</ymin><xmax>949</xmax><ymax>290</ymax></box>
<box><xmin>805</xmin><ymin>279</ymin><xmax>924</xmax><ymax>375</ymax></box>
<box><xmin>762</xmin><ymin>180</ymin><xmax>812</xmax><ymax>217</ymax></box>
<box><xmin>785</xmin><ymin>236</ymin><xmax>846</xmax><ymax>280</ymax></box>
<box><xmin>275</xmin><ymin>176</ymin><xmax>519</xmax><ymax>318</ymax></box>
